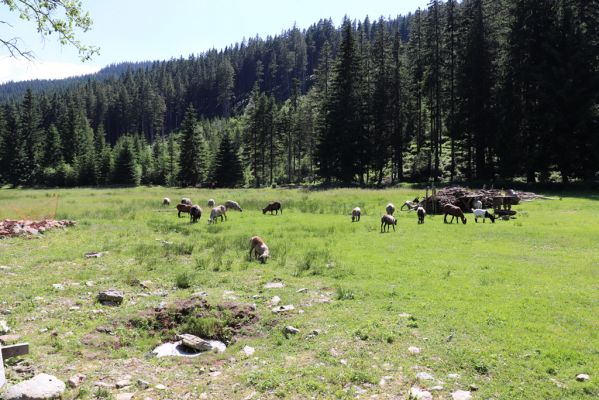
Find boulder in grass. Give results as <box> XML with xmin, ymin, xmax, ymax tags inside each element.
<box><xmin>0</xmin><ymin>320</ymin><xmax>9</xmax><ymax>334</ymax></box>
<box><xmin>452</xmin><ymin>390</ymin><xmax>473</xmax><ymax>400</ymax></box>
<box><xmin>97</xmin><ymin>289</ymin><xmax>124</xmax><ymax>306</ymax></box>
<box><xmin>3</xmin><ymin>373</ymin><xmax>66</xmax><ymax>399</ymax></box>
<box><xmin>176</xmin><ymin>334</ymin><xmax>213</xmax><ymax>352</ymax></box>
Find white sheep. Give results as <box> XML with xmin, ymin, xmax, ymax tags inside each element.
<box><xmin>225</xmin><ymin>200</ymin><xmax>243</xmax><ymax>212</ymax></box>
<box><xmin>162</xmin><ymin>197</ymin><xmax>171</xmax><ymax>206</ymax></box>
<box><xmin>417</xmin><ymin>206</ymin><xmax>426</xmax><ymax>224</ymax></box>
<box><xmin>208</xmin><ymin>205</ymin><xmax>227</xmax><ymax>224</ymax></box>
<box><xmin>207</xmin><ymin>199</ymin><xmax>215</xmax><ymax>208</ymax></box>
<box><xmin>351</xmin><ymin>207</ymin><xmax>361</xmax><ymax>222</ymax></box>
<box><xmin>386</xmin><ymin>203</ymin><xmax>396</xmax><ymax>216</ymax></box>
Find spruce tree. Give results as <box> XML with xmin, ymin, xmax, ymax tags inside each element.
<box><xmin>112</xmin><ymin>136</ymin><xmax>140</xmax><ymax>185</ymax></box>
<box><xmin>178</xmin><ymin>104</ymin><xmax>207</xmax><ymax>186</ymax></box>
<box><xmin>212</xmin><ymin>133</ymin><xmax>243</xmax><ymax>187</ymax></box>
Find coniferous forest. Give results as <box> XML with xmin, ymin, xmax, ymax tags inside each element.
<box><xmin>0</xmin><ymin>0</ymin><xmax>597</xmax><ymax>187</ymax></box>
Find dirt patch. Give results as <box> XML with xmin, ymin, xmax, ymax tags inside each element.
<box><xmin>0</xmin><ymin>219</ymin><xmax>76</xmax><ymax>238</ymax></box>
<box><xmin>128</xmin><ymin>298</ymin><xmax>259</xmax><ymax>344</ymax></box>
<box><xmin>80</xmin><ymin>332</ymin><xmax>122</xmax><ymax>349</ymax></box>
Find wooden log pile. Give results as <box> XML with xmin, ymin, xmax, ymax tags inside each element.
<box><xmin>0</xmin><ymin>219</ymin><xmax>76</xmax><ymax>238</ymax></box>
<box><xmin>421</xmin><ymin>186</ymin><xmax>528</xmax><ymax>214</ymax></box>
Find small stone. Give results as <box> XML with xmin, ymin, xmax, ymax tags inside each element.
<box><xmin>431</xmin><ymin>385</ymin><xmax>444</xmax><ymax>391</ymax></box>
<box><xmin>410</xmin><ymin>387</ymin><xmax>433</xmax><ymax>400</ymax></box>
<box><xmin>140</xmin><ymin>280</ymin><xmax>153</xmax><ymax>289</ymax></box>
<box><xmin>138</xmin><ymin>379</ymin><xmax>150</xmax><ymax>389</ymax></box>
<box><xmin>116</xmin><ymin>394</ymin><xmax>134</xmax><ymax>400</ymax></box>
<box><xmin>415</xmin><ymin>372</ymin><xmax>434</xmax><ymax>381</ymax></box>
<box><xmin>408</xmin><ymin>346</ymin><xmax>421</xmax><ymax>355</ymax></box>
<box><xmin>0</xmin><ymin>334</ymin><xmax>21</xmax><ymax>345</ymax></box>
<box><xmin>340</xmin><ymin>359</ymin><xmax>348</xmax><ymax>365</ymax></box>
<box><xmin>270</xmin><ymin>296</ymin><xmax>281</xmax><ymax>306</ymax></box>
<box><xmin>353</xmin><ymin>385</ymin><xmax>367</xmax><ymax>394</ymax></box>
<box><xmin>264</xmin><ymin>281</ymin><xmax>285</xmax><ymax>289</ymax></box>
<box><xmin>296</xmin><ymin>288</ymin><xmax>308</xmax><ymax>293</ymax></box>
<box><xmin>192</xmin><ymin>291</ymin><xmax>208</xmax><ymax>298</ymax></box>
<box><xmin>52</xmin><ymin>283</ymin><xmax>64</xmax><ymax>290</ymax></box>
<box><xmin>576</xmin><ymin>373</ymin><xmax>590</xmax><ymax>382</ymax></box>
<box><xmin>399</xmin><ymin>312</ymin><xmax>412</xmax><ymax>318</ymax></box>
<box><xmin>199</xmin><ymin>393</ymin><xmax>209</xmax><ymax>400</ymax></box>
<box><xmin>469</xmin><ymin>384</ymin><xmax>479</xmax><ymax>391</ymax></box>
<box><xmin>39</xmin><ymin>328</ymin><xmax>48</xmax><ymax>333</ymax></box>
<box><xmin>284</xmin><ymin>326</ymin><xmax>300</xmax><ymax>334</ymax></box>
<box><xmin>68</xmin><ymin>373</ymin><xmax>86</xmax><ymax>388</ymax></box>
<box><xmin>85</xmin><ymin>281</ymin><xmax>95</xmax><ymax>287</ymax></box>
<box><xmin>448</xmin><ymin>373</ymin><xmax>460</xmax><ymax>379</ymax></box>
<box><xmin>84</xmin><ymin>251</ymin><xmax>103</xmax><ymax>258</ymax></box>
<box><xmin>242</xmin><ymin>346</ymin><xmax>255</xmax><ymax>356</ymax></box>
<box><xmin>209</xmin><ymin>371</ymin><xmax>222</xmax><ymax>377</ymax></box>
<box><xmin>97</xmin><ymin>289</ymin><xmax>124</xmax><ymax>305</ymax></box>
<box><xmin>94</xmin><ymin>381</ymin><xmax>116</xmax><ymax>389</ymax></box>
<box><xmin>177</xmin><ymin>334</ymin><xmax>213</xmax><ymax>352</ymax></box>
<box><xmin>69</xmin><ymin>306</ymin><xmax>80</xmax><ymax>311</ymax></box>
<box><xmin>116</xmin><ymin>379</ymin><xmax>132</xmax><ymax>388</ymax></box>
<box><xmin>452</xmin><ymin>390</ymin><xmax>473</xmax><ymax>400</ymax></box>
<box><xmin>155</xmin><ymin>384</ymin><xmax>166</xmax><ymax>390</ymax></box>
<box><xmin>3</xmin><ymin>373</ymin><xmax>66</xmax><ymax>400</ymax></box>
<box><xmin>271</xmin><ymin>305</ymin><xmax>294</xmax><ymax>313</ymax></box>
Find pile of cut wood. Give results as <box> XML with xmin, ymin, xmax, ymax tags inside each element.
<box><xmin>421</xmin><ymin>186</ymin><xmax>537</xmax><ymax>213</ymax></box>
<box><xmin>0</xmin><ymin>219</ymin><xmax>76</xmax><ymax>238</ymax></box>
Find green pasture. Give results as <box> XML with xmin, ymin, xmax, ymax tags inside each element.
<box><xmin>0</xmin><ymin>187</ymin><xmax>597</xmax><ymax>399</ymax></box>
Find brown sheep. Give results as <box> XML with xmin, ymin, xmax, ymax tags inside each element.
<box><xmin>381</xmin><ymin>214</ymin><xmax>397</xmax><ymax>232</ymax></box>
<box><xmin>249</xmin><ymin>236</ymin><xmax>270</xmax><ymax>263</ymax></box>
<box><xmin>443</xmin><ymin>204</ymin><xmax>467</xmax><ymax>224</ymax></box>
<box><xmin>263</xmin><ymin>201</ymin><xmax>282</xmax><ymax>215</ymax></box>
<box><xmin>190</xmin><ymin>205</ymin><xmax>202</xmax><ymax>223</ymax></box>
<box><xmin>351</xmin><ymin>207</ymin><xmax>361</xmax><ymax>222</ymax></box>
<box><xmin>386</xmin><ymin>203</ymin><xmax>396</xmax><ymax>215</ymax></box>
<box><xmin>176</xmin><ymin>203</ymin><xmax>192</xmax><ymax>218</ymax></box>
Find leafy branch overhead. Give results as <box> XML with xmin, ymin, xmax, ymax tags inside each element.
<box><xmin>0</xmin><ymin>0</ymin><xmax>99</xmax><ymax>61</ymax></box>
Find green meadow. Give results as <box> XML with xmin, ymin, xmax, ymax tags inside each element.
<box><xmin>0</xmin><ymin>187</ymin><xmax>597</xmax><ymax>399</ymax></box>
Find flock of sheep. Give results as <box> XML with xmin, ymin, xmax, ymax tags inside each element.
<box><xmin>161</xmin><ymin>194</ymin><xmax>505</xmax><ymax>263</ymax></box>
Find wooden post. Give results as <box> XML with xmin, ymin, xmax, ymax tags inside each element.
<box><xmin>0</xmin><ymin>347</ymin><xmax>5</xmax><ymax>388</ymax></box>
<box><xmin>425</xmin><ymin>186</ymin><xmax>430</xmax><ymax>213</ymax></box>
<box><xmin>432</xmin><ymin>182</ymin><xmax>437</xmax><ymax>214</ymax></box>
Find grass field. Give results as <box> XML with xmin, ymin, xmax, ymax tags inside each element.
<box><xmin>0</xmin><ymin>187</ymin><xmax>598</xmax><ymax>399</ymax></box>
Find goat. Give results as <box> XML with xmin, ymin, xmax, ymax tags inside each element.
<box><xmin>249</xmin><ymin>236</ymin><xmax>270</xmax><ymax>263</ymax></box>
<box><xmin>190</xmin><ymin>205</ymin><xmax>202</xmax><ymax>223</ymax></box>
<box><xmin>400</xmin><ymin>197</ymin><xmax>420</xmax><ymax>211</ymax></box>
<box><xmin>176</xmin><ymin>203</ymin><xmax>192</xmax><ymax>218</ymax></box>
<box><xmin>417</xmin><ymin>206</ymin><xmax>426</xmax><ymax>224</ymax></box>
<box><xmin>386</xmin><ymin>203</ymin><xmax>396</xmax><ymax>216</ymax></box>
<box><xmin>207</xmin><ymin>199</ymin><xmax>215</xmax><ymax>208</ymax></box>
<box><xmin>351</xmin><ymin>207</ymin><xmax>361</xmax><ymax>222</ymax></box>
<box><xmin>381</xmin><ymin>214</ymin><xmax>397</xmax><ymax>232</ymax></box>
<box><xmin>263</xmin><ymin>201</ymin><xmax>282</xmax><ymax>215</ymax></box>
<box><xmin>208</xmin><ymin>205</ymin><xmax>227</xmax><ymax>224</ymax></box>
<box><xmin>443</xmin><ymin>204</ymin><xmax>467</xmax><ymax>224</ymax></box>
<box><xmin>225</xmin><ymin>200</ymin><xmax>243</xmax><ymax>212</ymax></box>
<box><xmin>472</xmin><ymin>208</ymin><xmax>495</xmax><ymax>223</ymax></box>
<box><xmin>162</xmin><ymin>197</ymin><xmax>171</xmax><ymax>206</ymax></box>
<box><xmin>181</xmin><ymin>197</ymin><xmax>192</xmax><ymax>206</ymax></box>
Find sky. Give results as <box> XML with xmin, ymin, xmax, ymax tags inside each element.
<box><xmin>0</xmin><ymin>0</ymin><xmax>429</xmax><ymax>83</ymax></box>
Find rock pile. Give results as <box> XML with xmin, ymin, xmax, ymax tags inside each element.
<box><xmin>0</xmin><ymin>219</ymin><xmax>76</xmax><ymax>238</ymax></box>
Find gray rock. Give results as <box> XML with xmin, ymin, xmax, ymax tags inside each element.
<box><xmin>242</xmin><ymin>346</ymin><xmax>255</xmax><ymax>356</ymax></box>
<box><xmin>576</xmin><ymin>373</ymin><xmax>590</xmax><ymax>382</ymax></box>
<box><xmin>447</xmin><ymin>373</ymin><xmax>460</xmax><ymax>379</ymax></box>
<box><xmin>3</xmin><ymin>373</ymin><xmax>66</xmax><ymax>399</ymax></box>
<box><xmin>115</xmin><ymin>379</ymin><xmax>131</xmax><ymax>389</ymax></box>
<box><xmin>409</xmin><ymin>387</ymin><xmax>432</xmax><ymax>400</ymax></box>
<box><xmin>452</xmin><ymin>390</ymin><xmax>473</xmax><ymax>400</ymax></box>
<box><xmin>177</xmin><ymin>334</ymin><xmax>213</xmax><ymax>352</ymax></box>
<box><xmin>270</xmin><ymin>296</ymin><xmax>281</xmax><ymax>306</ymax></box>
<box><xmin>67</xmin><ymin>373</ymin><xmax>86</xmax><ymax>388</ymax></box>
<box><xmin>415</xmin><ymin>372</ymin><xmax>434</xmax><ymax>381</ymax></box>
<box><xmin>0</xmin><ymin>334</ymin><xmax>21</xmax><ymax>345</ymax></box>
<box><xmin>284</xmin><ymin>326</ymin><xmax>300</xmax><ymax>334</ymax></box>
<box><xmin>116</xmin><ymin>394</ymin><xmax>134</xmax><ymax>400</ymax></box>
<box><xmin>469</xmin><ymin>384</ymin><xmax>479</xmax><ymax>391</ymax></box>
<box><xmin>97</xmin><ymin>289</ymin><xmax>124</xmax><ymax>305</ymax></box>
<box><xmin>137</xmin><ymin>379</ymin><xmax>150</xmax><ymax>389</ymax></box>
<box><xmin>264</xmin><ymin>282</ymin><xmax>285</xmax><ymax>289</ymax></box>
<box><xmin>0</xmin><ymin>320</ymin><xmax>11</xmax><ymax>334</ymax></box>
<box><xmin>296</xmin><ymin>288</ymin><xmax>308</xmax><ymax>293</ymax></box>
<box><xmin>271</xmin><ymin>305</ymin><xmax>294</xmax><ymax>313</ymax></box>
<box><xmin>408</xmin><ymin>346</ymin><xmax>421</xmax><ymax>355</ymax></box>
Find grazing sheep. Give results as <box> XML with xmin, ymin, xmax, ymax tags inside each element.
<box><xmin>181</xmin><ymin>197</ymin><xmax>192</xmax><ymax>205</ymax></box>
<box><xmin>473</xmin><ymin>199</ymin><xmax>482</xmax><ymax>210</ymax></box>
<box><xmin>381</xmin><ymin>214</ymin><xmax>397</xmax><ymax>232</ymax></box>
<box><xmin>249</xmin><ymin>236</ymin><xmax>270</xmax><ymax>263</ymax></box>
<box><xmin>208</xmin><ymin>205</ymin><xmax>227</xmax><ymax>224</ymax></box>
<box><xmin>472</xmin><ymin>208</ymin><xmax>495</xmax><ymax>223</ymax></box>
<box><xmin>176</xmin><ymin>203</ymin><xmax>192</xmax><ymax>218</ymax></box>
<box><xmin>386</xmin><ymin>203</ymin><xmax>396</xmax><ymax>216</ymax></box>
<box><xmin>207</xmin><ymin>199</ymin><xmax>215</xmax><ymax>208</ymax></box>
<box><xmin>263</xmin><ymin>201</ymin><xmax>282</xmax><ymax>215</ymax></box>
<box><xmin>443</xmin><ymin>204</ymin><xmax>467</xmax><ymax>224</ymax></box>
<box><xmin>400</xmin><ymin>197</ymin><xmax>420</xmax><ymax>211</ymax></box>
<box><xmin>225</xmin><ymin>200</ymin><xmax>243</xmax><ymax>212</ymax></box>
<box><xmin>162</xmin><ymin>197</ymin><xmax>171</xmax><ymax>206</ymax></box>
<box><xmin>351</xmin><ymin>207</ymin><xmax>361</xmax><ymax>222</ymax></box>
<box><xmin>190</xmin><ymin>205</ymin><xmax>202</xmax><ymax>223</ymax></box>
<box><xmin>417</xmin><ymin>206</ymin><xmax>426</xmax><ymax>224</ymax></box>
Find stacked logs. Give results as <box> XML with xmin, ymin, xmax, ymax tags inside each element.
<box><xmin>0</xmin><ymin>219</ymin><xmax>76</xmax><ymax>238</ymax></box>
<box><xmin>421</xmin><ymin>186</ymin><xmax>524</xmax><ymax>214</ymax></box>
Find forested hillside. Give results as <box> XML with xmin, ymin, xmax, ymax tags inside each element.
<box><xmin>0</xmin><ymin>0</ymin><xmax>597</xmax><ymax>188</ymax></box>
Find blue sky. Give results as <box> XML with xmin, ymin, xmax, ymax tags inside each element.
<box><xmin>0</xmin><ymin>0</ymin><xmax>429</xmax><ymax>83</ymax></box>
